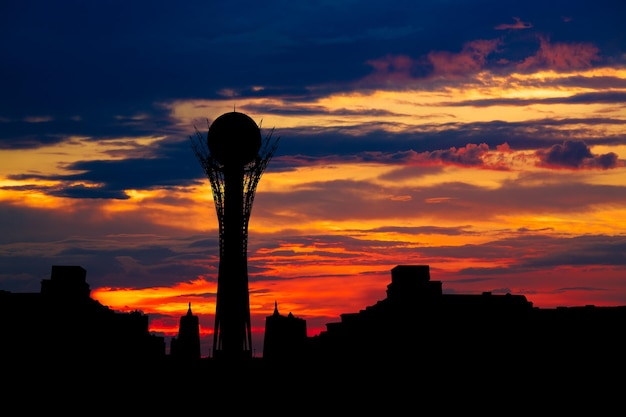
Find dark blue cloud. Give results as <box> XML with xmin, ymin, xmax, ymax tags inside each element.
<box><xmin>519</xmin><ymin>235</ymin><xmax>626</xmax><ymax>268</ymax></box>
<box><xmin>7</xmin><ymin>137</ymin><xmax>205</xmax><ymax>198</ymax></box>
<box><xmin>536</xmin><ymin>140</ymin><xmax>620</xmax><ymax>169</ymax></box>
<box><xmin>0</xmin><ymin>103</ymin><xmax>174</xmax><ymax>149</ymax></box>
<box><xmin>3</xmin><ymin>0</ymin><xmax>624</xmax><ymax>123</ymax></box>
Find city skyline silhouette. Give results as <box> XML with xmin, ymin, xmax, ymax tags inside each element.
<box><xmin>2</xmin><ymin>1</ymin><xmax>626</xmax><ymax>411</ymax></box>
<box><xmin>3</xmin><ymin>3</ymin><xmax>625</xmax><ymax>349</ymax></box>
<box><xmin>2</xmin><ymin>261</ymin><xmax>625</xmax><ymax>413</ymax></box>
<box><xmin>3</xmin><ymin>110</ymin><xmax>626</xmax><ymax>365</ymax></box>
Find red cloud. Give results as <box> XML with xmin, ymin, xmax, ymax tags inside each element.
<box><xmin>362</xmin><ymin>34</ymin><xmax>598</xmax><ymax>85</ymax></box>
<box><xmin>427</xmin><ymin>39</ymin><xmax>500</xmax><ymax>76</ymax></box>
<box><xmin>494</xmin><ymin>17</ymin><xmax>532</xmax><ymax>30</ymax></box>
<box><xmin>363</xmin><ymin>39</ymin><xmax>500</xmax><ymax>85</ymax></box>
<box><xmin>519</xmin><ymin>37</ymin><xmax>600</xmax><ymax>71</ymax></box>
<box><xmin>415</xmin><ymin>143</ymin><xmax>491</xmax><ymax>166</ymax></box>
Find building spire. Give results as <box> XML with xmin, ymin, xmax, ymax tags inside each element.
<box><xmin>187</xmin><ymin>302</ymin><xmax>192</xmax><ymax>316</ymax></box>
<box><xmin>273</xmin><ymin>300</ymin><xmax>279</xmax><ymax>316</ymax></box>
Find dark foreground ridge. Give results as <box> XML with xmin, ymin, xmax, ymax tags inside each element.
<box><xmin>2</xmin><ymin>265</ymin><xmax>625</xmax><ymax>412</ymax></box>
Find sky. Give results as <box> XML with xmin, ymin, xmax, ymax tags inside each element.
<box><xmin>2</xmin><ymin>0</ymin><xmax>625</xmax><ymax>357</ymax></box>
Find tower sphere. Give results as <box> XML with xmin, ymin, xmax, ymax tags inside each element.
<box><xmin>207</xmin><ymin>111</ymin><xmax>262</xmax><ymax>166</ymax></box>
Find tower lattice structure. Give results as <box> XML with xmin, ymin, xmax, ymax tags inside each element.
<box><xmin>192</xmin><ymin>111</ymin><xmax>278</xmax><ymax>360</ymax></box>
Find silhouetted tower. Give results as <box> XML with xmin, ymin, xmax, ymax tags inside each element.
<box><xmin>170</xmin><ymin>302</ymin><xmax>201</xmax><ymax>361</ymax></box>
<box><xmin>192</xmin><ymin>111</ymin><xmax>278</xmax><ymax>360</ymax></box>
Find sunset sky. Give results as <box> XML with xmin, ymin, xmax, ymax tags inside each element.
<box><xmin>2</xmin><ymin>0</ymin><xmax>625</xmax><ymax>357</ymax></box>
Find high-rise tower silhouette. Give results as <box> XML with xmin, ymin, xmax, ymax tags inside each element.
<box><xmin>192</xmin><ymin>111</ymin><xmax>278</xmax><ymax>360</ymax></box>
<box><xmin>170</xmin><ymin>302</ymin><xmax>201</xmax><ymax>361</ymax></box>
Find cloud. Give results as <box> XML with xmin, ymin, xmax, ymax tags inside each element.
<box><xmin>360</xmin><ymin>38</ymin><xmax>501</xmax><ymax>85</ymax></box>
<box><xmin>361</xmin><ymin>37</ymin><xmax>515</xmax><ymax>87</ymax></box>
<box><xmin>494</xmin><ymin>17</ymin><xmax>532</xmax><ymax>30</ymax></box>
<box><xmin>363</xmin><ymin>54</ymin><xmax>421</xmax><ymax>85</ymax></box>
<box><xmin>416</xmin><ymin>143</ymin><xmax>491</xmax><ymax>166</ymax></box>
<box><xmin>361</xmin><ymin>225</ymin><xmax>474</xmax><ymax>236</ymax></box>
<box><xmin>518</xmin><ymin>37</ymin><xmax>600</xmax><ymax>71</ymax></box>
<box><xmin>536</xmin><ymin>140</ymin><xmax>621</xmax><ymax>170</ymax></box>
<box><xmin>427</xmin><ymin>39</ymin><xmax>500</xmax><ymax>76</ymax></box>
<box><xmin>391</xmin><ymin>143</ymin><xmax>516</xmax><ymax>170</ymax></box>
<box><xmin>441</xmin><ymin>91</ymin><xmax>626</xmax><ymax>108</ymax></box>
<box><xmin>360</xmin><ymin>33</ymin><xmax>609</xmax><ymax>88</ymax></box>
<box><xmin>432</xmin><ymin>234</ymin><xmax>626</xmax><ymax>272</ymax></box>
<box><xmin>47</xmin><ymin>184</ymin><xmax>131</xmax><ymax>200</ymax></box>
<box><xmin>0</xmin><ymin>105</ymin><xmax>176</xmax><ymax>149</ymax></box>
<box><xmin>519</xmin><ymin>235</ymin><xmax>626</xmax><ymax>268</ymax></box>
<box><xmin>6</xmin><ymin>138</ymin><xmax>205</xmax><ymax>199</ymax></box>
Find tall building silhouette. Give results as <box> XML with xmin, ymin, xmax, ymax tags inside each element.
<box><xmin>170</xmin><ymin>302</ymin><xmax>201</xmax><ymax>361</ymax></box>
<box><xmin>193</xmin><ymin>111</ymin><xmax>278</xmax><ymax>360</ymax></box>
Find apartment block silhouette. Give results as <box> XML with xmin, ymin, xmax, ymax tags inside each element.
<box><xmin>303</xmin><ymin>265</ymin><xmax>626</xmax><ymax>371</ymax></box>
<box><xmin>0</xmin><ymin>265</ymin><xmax>165</xmax><ymax>366</ymax></box>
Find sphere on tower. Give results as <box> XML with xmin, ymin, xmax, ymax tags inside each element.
<box><xmin>207</xmin><ymin>111</ymin><xmax>262</xmax><ymax>166</ymax></box>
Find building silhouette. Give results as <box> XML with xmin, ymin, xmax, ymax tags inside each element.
<box><xmin>1</xmin><ymin>262</ymin><xmax>625</xmax><ymax>414</ymax></box>
<box><xmin>192</xmin><ymin>111</ymin><xmax>278</xmax><ymax>361</ymax></box>
<box><xmin>3</xmin><ymin>263</ymin><xmax>625</xmax><ymax>373</ymax></box>
<box><xmin>0</xmin><ymin>265</ymin><xmax>165</xmax><ymax>367</ymax></box>
<box><xmin>170</xmin><ymin>302</ymin><xmax>201</xmax><ymax>362</ymax></box>
<box><xmin>262</xmin><ymin>301</ymin><xmax>307</xmax><ymax>362</ymax></box>
<box><xmin>305</xmin><ymin>264</ymin><xmax>534</xmax><ymax>363</ymax></box>
<box><xmin>302</xmin><ymin>264</ymin><xmax>626</xmax><ymax>372</ymax></box>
